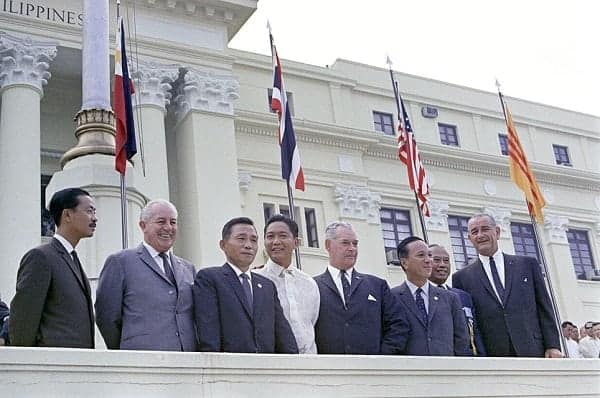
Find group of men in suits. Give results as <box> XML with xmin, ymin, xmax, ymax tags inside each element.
<box><xmin>6</xmin><ymin>187</ymin><xmax>563</xmax><ymax>358</ymax></box>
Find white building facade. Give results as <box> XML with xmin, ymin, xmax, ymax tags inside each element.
<box><xmin>0</xmin><ymin>0</ymin><xmax>598</xmax><ymax>329</ymax></box>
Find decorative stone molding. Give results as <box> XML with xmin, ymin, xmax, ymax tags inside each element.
<box><xmin>334</xmin><ymin>184</ymin><xmax>381</xmax><ymax>224</ymax></box>
<box><xmin>595</xmin><ymin>196</ymin><xmax>600</xmax><ymax>211</ymax></box>
<box><xmin>174</xmin><ymin>69</ymin><xmax>239</xmax><ymax>120</ymax></box>
<box><xmin>483</xmin><ymin>180</ymin><xmax>497</xmax><ymax>196</ymax></box>
<box><xmin>483</xmin><ymin>207</ymin><xmax>512</xmax><ymax>233</ymax></box>
<box><xmin>543</xmin><ymin>188</ymin><xmax>555</xmax><ymax>205</ymax></box>
<box><xmin>238</xmin><ymin>170</ymin><xmax>252</xmax><ymax>192</ymax></box>
<box><xmin>132</xmin><ymin>61</ymin><xmax>180</xmax><ymax>112</ymax></box>
<box><xmin>426</xmin><ymin>199</ymin><xmax>449</xmax><ymax>231</ymax></box>
<box><xmin>543</xmin><ymin>214</ymin><xmax>569</xmax><ymax>244</ymax></box>
<box><xmin>0</xmin><ymin>33</ymin><xmax>57</xmax><ymax>94</ymax></box>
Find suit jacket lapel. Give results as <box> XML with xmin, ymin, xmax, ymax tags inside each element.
<box><xmin>399</xmin><ymin>283</ymin><xmax>427</xmax><ymax>328</ymax></box>
<box><xmin>319</xmin><ymin>270</ymin><xmax>345</xmax><ymax>306</ymax></box>
<box><xmin>251</xmin><ymin>276</ymin><xmax>265</xmax><ymax>319</ymax></box>
<box><xmin>428</xmin><ymin>287</ymin><xmax>439</xmax><ymax>323</ymax></box>
<box><xmin>51</xmin><ymin>238</ymin><xmax>87</xmax><ymax>293</ymax></box>
<box><xmin>222</xmin><ymin>264</ymin><xmax>253</xmax><ymax>318</ymax></box>
<box><xmin>348</xmin><ymin>270</ymin><xmax>364</xmax><ymax>299</ymax></box>
<box><xmin>137</xmin><ymin>244</ymin><xmax>173</xmax><ymax>286</ymax></box>
<box><xmin>502</xmin><ymin>254</ymin><xmax>514</xmax><ymax>304</ymax></box>
<box><xmin>473</xmin><ymin>259</ymin><xmax>503</xmax><ymax>306</ymax></box>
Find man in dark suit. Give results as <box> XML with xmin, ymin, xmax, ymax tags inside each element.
<box><xmin>391</xmin><ymin>236</ymin><xmax>470</xmax><ymax>356</ymax></box>
<box><xmin>452</xmin><ymin>213</ymin><xmax>562</xmax><ymax>358</ymax></box>
<box><xmin>428</xmin><ymin>244</ymin><xmax>486</xmax><ymax>356</ymax></box>
<box><xmin>95</xmin><ymin>199</ymin><xmax>197</xmax><ymax>351</ymax></box>
<box><xmin>9</xmin><ymin>187</ymin><xmax>97</xmax><ymax>348</ymax></box>
<box><xmin>0</xmin><ymin>297</ymin><xmax>9</xmax><ymax>345</ymax></box>
<box><xmin>314</xmin><ymin>221</ymin><xmax>409</xmax><ymax>355</ymax></box>
<box><xmin>193</xmin><ymin>217</ymin><xmax>298</xmax><ymax>353</ymax></box>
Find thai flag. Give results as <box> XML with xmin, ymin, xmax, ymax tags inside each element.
<box><xmin>114</xmin><ymin>16</ymin><xmax>136</xmax><ymax>176</ymax></box>
<box><xmin>270</xmin><ymin>33</ymin><xmax>305</xmax><ymax>191</ymax></box>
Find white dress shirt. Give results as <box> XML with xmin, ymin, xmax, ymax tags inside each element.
<box><xmin>478</xmin><ymin>250</ymin><xmax>505</xmax><ymax>302</ymax></box>
<box><xmin>405</xmin><ymin>279</ymin><xmax>430</xmax><ymax>313</ymax></box>
<box><xmin>255</xmin><ymin>259</ymin><xmax>320</xmax><ymax>354</ymax></box>
<box><xmin>142</xmin><ymin>241</ymin><xmax>173</xmax><ymax>275</ymax></box>
<box><xmin>227</xmin><ymin>262</ymin><xmax>253</xmax><ymax>294</ymax></box>
<box><xmin>565</xmin><ymin>338</ymin><xmax>583</xmax><ymax>358</ymax></box>
<box><xmin>54</xmin><ymin>233</ymin><xmax>75</xmax><ymax>259</ymax></box>
<box><xmin>327</xmin><ymin>265</ymin><xmax>353</xmax><ymax>306</ymax></box>
<box><xmin>578</xmin><ymin>336</ymin><xmax>600</xmax><ymax>358</ymax></box>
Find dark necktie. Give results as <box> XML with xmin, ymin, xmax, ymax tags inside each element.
<box><xmin>438</xmin><ymin>284</ymin><xmax>446</xmax><ymax>289</ymax></box>
<box><xmin>70</xmin><ymin>250</ymin><xmax>84</xmax><ymax>280</ymax></box>
<box><xmin>340</xmin><ymin>270</ymin><xmax>351</xmax><ymax>305</ymax></box>
<box><xmin>240</xmin><ymin>273</ymin><xmax>253</xmax><ymax>309</ymax></box>
<box><xmin>415</xmin><ymin>287</ymin><xmax>428</xmax><ymax>326</ymax></box>
<box><xmin>159</xmin><ymin>252</ymin><xmax>177</xmax><ymax>286</ymax></box>
<box><xmin>489</xmin><ymin>256</ymin><xmax>505</xmax><ymax>303</ymax></box>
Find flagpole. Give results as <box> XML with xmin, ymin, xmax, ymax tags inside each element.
<box><xmin>387</xmin><ymin>60</ymin><xmax>428</xmax><ymax>241</ymax></box>
<box><xmin>268</xmin><ymin>22</ymin><xmax>302</xmax><ymax>270</ymax></box>
<box><xmin>496</xmin><ymin>83</ymin><xmax>567</xmax><ymax>356</ymax></box>
<box><xmin>116</xmin><ymin>0</ymin><xmax>128</xmax><ymax>250</ymax></box>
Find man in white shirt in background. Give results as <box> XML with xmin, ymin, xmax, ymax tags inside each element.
<box><xmin>255</xmin><ymin>214</ymin><xmax>320</xmax><ymax>354</ymax></box>
<box><xmin>561</xmin><ymin>321</ymin><xmax>582</xmax><ymax>358</ymax></box>
<box><xmin>578</xmin><ymin>322</ymin><xmax>600</xmax><ymax>358</ymax></box>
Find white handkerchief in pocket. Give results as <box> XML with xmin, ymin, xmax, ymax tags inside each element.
<box><xmin>367</xmin><ymin>294</ymin><xmax>377</xmax><ymax>302</ymax></box>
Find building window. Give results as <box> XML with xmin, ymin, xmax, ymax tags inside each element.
<box><xmin>267</xmin><ymin>88</ymin><xmax>295</xmax><ymax>116</ymax></box>
<box><xmin>438</xmin><ymin>123</ymin><xmax>459</xmax><ymax>146</ymax></box>
<box><xmin>380</xmin><ymin>208</ymin><xmax>412</xmax><ymax>265</ymax></box>
<box><xmin>304</xmin><ymin>208</ymin><xmax>319</xmax><ymax>248</ymax></box>
<box><xmin>448</xmin><ymin>215</ymin><xmax>477</xmax><ymax>269</ymax></box>
<box><xmin>41</xmin><ymin>175</ymin><xmax>55</xmax><ymax>237</ymax></box>
<box><xmin>511</xmin><ymin>222</ymin><xmax>540</xmax><ymax>262</ymax></box>
<box><xmin>262</xmin><ymin>203</ymin><xmax>319</xmax><ymax>248</ymax></box>
<box><xmin>372</xmin><ymin>111</ymin><xmax>395</xmax><ymax>135</ymax></box>
<box><xmin>567</xmin><ymin>229</ymin><xmax>597</xmax><ymax>280</ymax></box>
<box><xmin>498</xmin><ymin>134</ymin><xmax>509</xmax><ymax>156</ymax></box>
<box><xmin>552</xmin><ymin>144</ymin><xmax>571</xmax><ymax>166</ymax></box>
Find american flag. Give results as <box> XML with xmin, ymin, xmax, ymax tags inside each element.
<box><xmin>114</xmin><ymin>16</ymin><xmax>137</xmax><ymax>176</ymax></box>
<box><xmin>397</xmin><ymin>95</ymin><xmax>430</xmax><ymax>216</ymax></box>
<box><xmin>269</xmin><ymin>32</ymin><xmax>305</xmax><ymax>191</ymax></box>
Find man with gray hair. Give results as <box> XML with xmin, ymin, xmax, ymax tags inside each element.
<box><xmin>314</xmin><ymin>221</ymin><xmax>410</xmax><ymax>354</ymax></box>
<box><xmin>96</xmin><ymin>199</ymin><xmax>197</xmax><ymax>351</ymax></box>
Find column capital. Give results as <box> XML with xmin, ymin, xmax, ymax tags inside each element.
<box><xmin>132</xmin><ymin>60</ymin><xmax>180</xmax><ymax>112</ymax></box>
<box><xmin>483</xmin><ymin>206</ymin><xmax>512</xmax><ymax>233</ymax></box>
<box><xmin>543</xmin><ymin>214</ymin><xmax>569</xmax><ymax>244</ymax></box>
<box><xmin>426</xmin><ymin>199</ymin><xmax>449</xmax><ymax>231</ymax></box>
<box><xmin>174</xmin><ymin>68</ymin><xmax>239</xmax><ymax>121</ymax></box>
<box><xmin>334</xmin><ymin>184</ymin><xmax>381</xmax><ymax>224</ymax></box>
<box><xmin>0</xmin><ymin>33</ymin><xmax>57</xmax><ymax>94</ymax></box>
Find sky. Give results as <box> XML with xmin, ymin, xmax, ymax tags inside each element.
<box><xmin>229</xmin><ymin>0</ymin><xmax>600</xmax><ymax>117</ymax></box>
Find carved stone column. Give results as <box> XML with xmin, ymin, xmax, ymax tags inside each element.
<box><xmin>0</xmin><ymin>33</ymin><xmax>57</xmax><ymax>300</ymax></box>
<box><xmin>131</xmin><ymin>61</ymin><xmax>180</xmax><ymax>200</ymax></box>
<box><xmin>333</xmin><ymin>184</ymin><xmax>388</xmax><ymax>278</ymax></box>
<box><xmin>172</xmin><ymin>68</ymin><xmax>240</xmax><ymax>266</ymax></box>
<box><xmin>425</xmin><ymin>200</ymin><xmax>457</xmax><ymax>276</ymax></box>
<box><xmin>541</xmin><ymin>214</ymin><xmax>582</xmax><ymax>323</ymax></box>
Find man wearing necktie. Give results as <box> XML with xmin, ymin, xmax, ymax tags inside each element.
<box><xmin>9</xmin><ymin>188</ymin><xmax>96</xmax><ymax>348</ymax></box>
<box><xmin>193</xmin><ymin>217</ymin><xmax>298</xmax><ymax>353</ymax></box>
<box><xmin>314</xmin><ymin>221</ymin><xmax>409</xmax><ymax>354</ymax></box>
<box><xmin>391</xmin><ymin>237</ymin><xmax>470</xmax><ymax>356</ymax></box>
<box><xmin>95</xmin><ymin>199</ymin><xmax>197</xmax><ymax>351</ymax></box>
<box><xmin>428</xmin><ymin>244</ymin><xmax>486</xmax><ymax>356</ymax></box>
<box><xmin>254</xmin><ymin>215</ymin><xmax>320</xmax><ymax>354</ymax></box>
<box><xmin>452</xmin><ymin>213</ymin><xmax>562</xmax><ymax>358</ymax></box>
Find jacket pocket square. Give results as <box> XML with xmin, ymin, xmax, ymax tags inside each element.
<box><xmin>367</xmin><ymin>294</ymin><xmax>377</xmax><ymax>302</ymax></box>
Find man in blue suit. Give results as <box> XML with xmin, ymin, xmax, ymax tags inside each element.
<box><xmin>96</xmin><ymin>199</ymin><xmax>197</xmax><ymax>351</ymax></box>
<box><xmin>314</xmin><ymin>221</ymin><xmax>409</xmax><ymax>354</ymax></box>
<box><xmin>391</xmin><ymin>236</ymin><xmax>470</xmax><ymax>356</ymax></box>
<box><xmin>428</xmin><ymin>244</ymin><xmax>486</xmax><ymax>356</ymax></box>
<box><xmin>452</xmin><ymin>213</ymin><xmax>561</xmax><ymax>358</ymax></box>
<box><xmin>193</xmin><ymin>217</ymin><xmax>298</xmax><ymax>353</ymax></box>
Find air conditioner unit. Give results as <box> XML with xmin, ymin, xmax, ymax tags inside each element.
<box><xmin>421</xmin><ymin>105</ymin><xmax>438</xmax><ymax>118</ymax></box>
<box><xmin>386</xmin><ymin>249</ymin><xmax>401</xmax><ymax>266</ymax></box>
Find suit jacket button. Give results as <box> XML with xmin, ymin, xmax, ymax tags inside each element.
<box><xmin>345</xmin><ymin>323</ymin><xmax>349</xmax><ymax>327</ymax></box>
<box><xmin>169</xmin><ymin>290</ymin><xmax>174</xmax><ymax>295</ymax></box>
<box><xmin>175</xmin><ymin>332</ymin><xmax>179</xmax><ymax>336</ymax></box>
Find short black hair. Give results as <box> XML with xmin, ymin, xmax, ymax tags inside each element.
<box><xmin>49</xmin><ymin>187</ymin><xmax>91</xmax><ymax>227</ymax></box>
<box><xmin>222</xmin><ymin>217</ymin><xmax>255</xmax><ymax>240</ymax></box>
<box><xmin>264</xmin><ymin>214</ymin><xmax>299</xmax><ymax>238</ymax></box>
<box><xmin>562</xmin><ymin>321</ymin><xmax>575</xmax><ymax>328</ymax></box>
<box><xmin>397</xmin><ymin>236</ymin><xmax>426</xmax><ymax>260</ymax></box>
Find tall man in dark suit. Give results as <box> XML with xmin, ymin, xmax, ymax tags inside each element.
<box><xmin>314</xmin><ymin>221</ymin><xmax>409</xmax><ymax>354</ymax></box>
<box><xmin>428</xmin><ymin>244</ymin><xmax>486</xmax><ymax>356</ymax></box>
<box><xmin>452</xmin><ymin>213</ymin><xmax>562</xmax><ymax>358</ymax></box>
<box><xmin>95</xmin><ymin>199</ymin><xmax>197</xmax><ymax>351</ymax></box>
<box><xmin>391</xmin><ymin>237</ymin><xmax>470</xmax><ymax>356</ymax></box>
<box><xmin>193</xmin><ymin>217</ymin><xmax>298</xmax><ymax>353</ymax></box>
<box><xmin>9</xmin><ymin>187</ymin><xmax>97</xmax><ymax>348</ymax></box>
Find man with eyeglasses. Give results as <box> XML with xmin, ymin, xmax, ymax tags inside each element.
<box><xmin>314</xmin><ymin>221</ymin><xmax>409</xmax><ymax>354</ymax></box>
